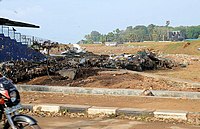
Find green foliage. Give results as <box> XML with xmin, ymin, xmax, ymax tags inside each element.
<box><xmin>82</xmin><ymin>24</ymin><xmax>200</xmax><ymax>44</ymax></box>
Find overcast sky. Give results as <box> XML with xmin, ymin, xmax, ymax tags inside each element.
<box><xmin>0</xmin><ymin>0</ymin><xmax>199</xmax><ymax>43</ymax></box>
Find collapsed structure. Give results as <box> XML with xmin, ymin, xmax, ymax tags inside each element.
<box><xmin>0</xmin><ymin>44</ymin><xmax>177</xmax><ymax>83</ymax></box>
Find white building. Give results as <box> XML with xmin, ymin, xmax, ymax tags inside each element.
<box><xmin>105</xmin><ymin>42</ymin><xmax>118</xmax><ymax>46</ymax></box>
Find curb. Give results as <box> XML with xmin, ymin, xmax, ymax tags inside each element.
<box><xmin>153</xmin><ymin>110</ymin><xmax>188</xmax><ymax>120</ymax></box>
<box><xmin>116</xmin><ymin>108</ymin><xmax>154</xmax><ymax>117</ymax></box>
<box><xmin>60</xmin><ymin>104</ymin><xmax>91</xmax><ymax>113</ymax></box>
<box><xmin>17</xmin><ymin>85</ymin><xmax>200</xmax><ymax>99</ymax></box>
<box><xmin>88</xmin><ymin>106</ymin><xmax>118</xmax><ymax>115</ymax></box>
<box><xmin>22</xmin><ymin>104</ymin><xmax>200</xmax><ymax>124</ymax></box>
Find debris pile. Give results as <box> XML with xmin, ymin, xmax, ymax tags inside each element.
<box><xmin>0</xmin><ymin>44</ymin><xmax>178</xmax><ymax>83</ymax></box>
<box><xmin>31</xmin><ymin>40</ymin><xmax>59</xmax><ymax>55</ymax></box>
<box><xmin>0</xmin><ymin>57</ymin><xmax>100</xmax><ymax>83</ymax></box>
<box><xmin>163</xmin><ymin>54</ymin><xmax>200</xmax><ymax>67</ymax></box>
<box><xmin>61</xmin><ymin>44</ymin><xmax>86</xmax><ymax>55</ymax></box>
<box><xmin>102</xmin><ymin>50</ymin><xmax>176</xmax><ymax>71</ymax></box>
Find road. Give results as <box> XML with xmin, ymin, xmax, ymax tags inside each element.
<box><xmin>35</xmin><ymin>117</ymin><xmax>200</xmax><ymax>129</ymax></box>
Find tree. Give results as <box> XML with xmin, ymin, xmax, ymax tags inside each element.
<box><xmin>147</xmin><ymin>24</ymin><xmax>156</xmax><ymax>41</ymax></box>
<box><xmin>185</xmin><ymin>26</ymin><xmax>200</xmax><ymax>39</ymax></box>
<box><xmin>133</xmin><ymin>25</ymin><xmax>148</xmax><ymax>41</ymax></box>
<box><xmin>90</xmin><ymin>31</ymin><xmax>102</xmax><ymax>42</ymax></box>
<box><xmin>83</xmin><ymin>24</ymin><xmax>200</xmax><ymax>44</ymax></box>
<box><xmin>106</xmin><ymin>32</ymin><xmax>115</xmax><ymax>42</ymax></box>
<box><xmin>84</xmin><ymin>31</ymin><xmax>102</xmax><ymax>43</ymax></box>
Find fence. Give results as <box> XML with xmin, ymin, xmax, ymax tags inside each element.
<box><xmin>0</xmin><ymin>25</ymin><xmax>51</xmax><ymax>46</ymax></box>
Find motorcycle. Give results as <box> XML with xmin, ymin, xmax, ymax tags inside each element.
<box><xmin>0</xmin><ymin>77</ymin><xmax>41</xmax><ymax>129</ymax></box>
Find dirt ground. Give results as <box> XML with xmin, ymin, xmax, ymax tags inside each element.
<box><xmin>18</xmin><ymin>42</ymin><xmax>200</xmax><ymax>93</ymax></box>
<box><xmin>22</xmin><ymin>72</ymin><xmax>200</xmax><ymax>92</ymax></box>
<box><xmin>32</xmin><ymin>117</ymin><xmax>200</xmax><ymax>129</ymax></box>
<box><xmin>21</xmin><ymin>92</ymin><xmax>200</xmax><ymax>112</ymax></box>
<box><xmin>146</xmin><ymin>61</ymin><xmax>200</xmax><ymax>82</ymax></box>
<box><xmin>21</xmin><ymin>62</ymin><xmax>200</xmax><ymax>92</ymax></box>
<box><xmin>55</xmin><ymin>41</ymin><xmax>200</xmax><ymax>55</ymax></box>
<box><xmin>19</xmin><ymin>42</ymin><xmax>200</xmax><ymax>116</ymax></box>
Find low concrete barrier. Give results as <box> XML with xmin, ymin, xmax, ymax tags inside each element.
<box><xmin>116</xmin><ymin>108</ymin><xmax>154</xmax><ymax>117</ymax></box>
<box><xmin>22</xmin><ymin>103</ymin><xmax>200</xmax><ymax>124</ymax></box>
<box><xmin>154</xmin><ymin>110</ymin><xmax>188</xmax><ymax>120</ymax></box>
<box><xmin>17</xmin><ymin>85</ymin><xmax>200</xmax><ymax>99</ymax></box>
<box><xmin>88</xmin><ymin>106</ymin><xmax>118</xmax><ymax>115</ymax></box>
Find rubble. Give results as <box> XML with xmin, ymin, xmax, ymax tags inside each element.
<box><xmin>140</xmin><ymin>89</ymin><xmax>154</xmax><ymax>96</ymax></box>
<box><xmin>164</xmin><ymin>54</ymin><xmax>199</xmax><ymax>63</ymax></box>
<box><xmin>61</xmin><ymin>44</ymin><xmax>86</xmax><ymax>55</ymax></box>
<box><xmin>0</xmin><ymin>46</ymin><xmax>178</xmax><ymax>83</ymax></box>
<box><xmin>58</xmin><ymin>68</ymin><xmax>77</xmax><ymax>80</ymax></box>
<box><xmin>104</xmin><ymin>50</ymin><xmax>177</xmax><ymax>71</ymax></box>
<box><xmin>191</xmin><ymin>58</ymin><xmax>199</xmax><ymax>61</ymax></box>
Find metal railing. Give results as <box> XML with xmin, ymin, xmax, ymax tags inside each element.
<box><xmin>0</xmin><ymin>25</ymin><xmax>53</xmax><ymax>47</ymax></box>
<box><xmin>2</xmin><ymin>26</ymin><xmax>9</xmax><ymax>37</ymax></box>
<box><xmin>14</xmin><ymin>33</ymin><xmax>21</xmax><ymax>42</ymax></box>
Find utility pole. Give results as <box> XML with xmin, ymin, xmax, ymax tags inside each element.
<box><xmin>166</xmin><ymin>21</ymin><xmax>170</xmax><ymax>41</ymax></box>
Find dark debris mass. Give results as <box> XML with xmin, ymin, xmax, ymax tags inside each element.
<box><xmin>0</xmin><ymin>49</ymin><xmax>177</xmax><ymax>83</ymax></box>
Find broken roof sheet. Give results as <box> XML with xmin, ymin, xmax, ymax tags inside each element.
<box><xmin>0</xmin><ymin>18</ymin><xmax>39</xmax><ymax>28</ymax></box>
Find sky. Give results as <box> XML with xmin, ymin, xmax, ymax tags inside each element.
<box><xmin>0</xmin><ymin>0</ymin><xmax>199</xmax><ymax>43</ymax></box>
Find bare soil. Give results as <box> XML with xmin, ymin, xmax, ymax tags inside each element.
<box><xmin>34</xmin><ymin>42</ymin><xmax>200</xmax><ymax>92</ymax></box>
<box><xmin>79</xmin><ymin>41</ymin><xmax>200</xmax><ymax>55</ymax></box>
<box><xmin>146</xmin><ymin>61</ymin><xmax>200</xmax><ymax>82</ymax></box>
<box><xmin>19</xmin><ymin>42</ymin><xmax>200</xmax><ymax>115</ymax></box>
<box><xmin>21</xmin><ymin>92</ymin><xmax>200</xmax><ymax>112</ymax></box>
<box><xmin>34</xmin><ymin>117</ymin><xmax>200</xmax><ymax>129</ymax></box>
<box><xmin>21</xmin><ymin>66</ymin><xmax>200</xmax><ymax>92</ymax></box>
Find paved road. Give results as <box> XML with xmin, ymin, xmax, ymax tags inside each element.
<box><xmin>35</xmin><ymin>117</ymin><xmax>200</xmax><ymax>129</ymax></box>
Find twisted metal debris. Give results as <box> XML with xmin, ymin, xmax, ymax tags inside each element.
<box><xmin>0</xmin><ymin>49</ymin><xmax>177</xmax><ymax>83</ymax></box>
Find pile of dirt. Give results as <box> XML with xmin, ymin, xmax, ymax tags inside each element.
<box><xmin>22</xmin><ymin>71</ymin><xmax>200</xmax><ymax>92</ymax></box>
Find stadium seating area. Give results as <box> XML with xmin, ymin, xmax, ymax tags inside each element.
<box><xmin>0</xmin><ymin>33</ymin><xmax>45</xmax><ymax>62</ymax></box>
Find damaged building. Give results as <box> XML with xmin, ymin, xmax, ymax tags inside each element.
<box><xmin>168</xmin><ymin>31</ymin><xmax>185</xmax><ymax>41</ymax></box>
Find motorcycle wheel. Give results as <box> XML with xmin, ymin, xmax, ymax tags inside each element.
<box><xmin>5</xmin><ymin>123</ymin><xmax>41</xmax><ymax>129</ymax></box>
<box><xmin>12</xmin><ymin>124</ymin><xmax>41</xmax><ymax>129</ymax></box>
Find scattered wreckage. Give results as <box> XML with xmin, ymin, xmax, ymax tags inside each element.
<box><xmin>0</xmin><ymin>44</ymin><xmax>178</xmax><ymax>83</ymax></box>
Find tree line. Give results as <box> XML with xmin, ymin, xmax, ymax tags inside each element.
<box><xmin>81</xmin><ymin>24</ymin><xmax>200</xmax><ymax>44</ymax></box>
